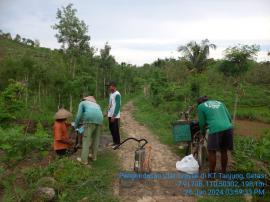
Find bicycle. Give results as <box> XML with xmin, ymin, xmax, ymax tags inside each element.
<box><xmin>172</xmin><ymin>106</ymin><xmax>208</xmax><ymax>168</ymax></box>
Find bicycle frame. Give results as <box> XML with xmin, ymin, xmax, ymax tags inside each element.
<box><xmin>176</xmin><ymin>106</ymin><xmax>208</xmax><ymax>168</ymax></box>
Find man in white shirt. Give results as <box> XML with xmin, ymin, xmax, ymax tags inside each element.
<box><xmin>105</xmin><ymin>81</ymin><xmax>121</xmax><ymax>148</ymax></box>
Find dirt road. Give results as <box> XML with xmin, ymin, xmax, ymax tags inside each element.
<box><xmin>114</xmin><ymin>102</ymin><xmax>196</xmax><ymax>202</ymax></box>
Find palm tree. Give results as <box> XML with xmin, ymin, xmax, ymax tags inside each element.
<box><xmin>178</xmin><ymin>39</ymin><xmax>216</xmax><ymax>73</ymax></box>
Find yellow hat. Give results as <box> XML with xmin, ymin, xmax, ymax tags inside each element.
<box><xmin>83</xmin><ymin>96</ymin><xmax>96</xmax><ymax>103</ymax></box>
<box><xmin>54</xmin><ymin>108</ymin><xmax>72</xmax><ymax>120</ymax></box>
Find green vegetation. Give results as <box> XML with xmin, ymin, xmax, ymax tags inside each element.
<box><xmin>233</xmin><ymin>131</ymin><xmax>270</xmax><ymax>173</ymax></box>
<box><xmin>0</xmin><ymin>80</ymin><xmax>26</xmax><ymax>123</ymax></box>
<box><xmin>133</xmin><ymin>96</ymin><xmax>176</xmax><ymax>145</ymax></box>
<box><xmin>0</xmin><ymin>4</ymin><xmax>126</xmax><ymax>201</ymax></box>
<box><xmin>178</xmin><ymin>39</ymin><xmax>216</xmax><ymax>73</ymax></box>
<box><xmin>0</xmin><ymin>122</ymin><xmax>119</xmax><ymax>201</ymax></box>
<box><xmin>0</xmin><ymin>125</ymin><xmax>50</xmax><ymax>167</ymax></box>
<box><xmin>219</xmin><ymin>44</ymin><xmax>260</xmax><ymax>122</ymax></box>
<box><xmin>0</xmin><ymin>152</ymin><xmax>119</xmax><ymax>201</ymax></box>
<box><xmin>0</xmin><ymin>5</ymin><xmax>142</xmax><ymax>121</ymax></box>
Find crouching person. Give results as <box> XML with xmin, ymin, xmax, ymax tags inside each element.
<box><xmin>74</xmin><ymin>96</ymin><xmax>103</xmax><ymax>165</ymax></box>
<box><xmin>53</xmin><ymin>108</ymin><xmax>73</xmax><ymax>156</ymax></box>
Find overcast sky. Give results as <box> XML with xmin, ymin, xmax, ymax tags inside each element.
<box><xmin>0</xmin><ymin>0</ymin><xmax>269</xmax><ymax>65</ymax></box>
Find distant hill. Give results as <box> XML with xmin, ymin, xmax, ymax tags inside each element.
<box><xmin>0</xmin><ymin>37</ymin><xmax>57</xmax><ymax>62</ymax></box>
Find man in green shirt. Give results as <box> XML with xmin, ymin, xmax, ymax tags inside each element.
<box><xmin>197</xmin><ymin>96</ymin><xmax>233</xmax><ymax>173</ymax></box>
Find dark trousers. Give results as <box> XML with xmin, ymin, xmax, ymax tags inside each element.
<box><xmin>55</xmin><ymin>149</ymin><xmax>67</xmax><ymax>156</ymax></box>
<box><xmin>109</xmin><ymin>117</ymin><xmax>120</xmax><ymax>144</ymax></box>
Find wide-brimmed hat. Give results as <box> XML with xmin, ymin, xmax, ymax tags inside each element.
<box><xmin>83</xmin><ymin>96</ymin><xmax>96</xmax><ymax>103</ymax></box>
<box><xmin>54</xmin><ymin>108</ymin><xmax>72</xmax><ymax>120</ymax></box>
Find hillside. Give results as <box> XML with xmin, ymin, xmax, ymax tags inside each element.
<box><xmin>1</xmin><ymin>37</ymin><xmax>270</xmax><ymax>123</ymax></box>
<box><xmin>0</xmin><ymin>38</ymin><xmax>53</xmax><ymax>62</ymax></box>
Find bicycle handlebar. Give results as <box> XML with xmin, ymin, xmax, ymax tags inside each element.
<box><xmin>178</xmin><ymin>105</ymin><xmax>195</xmax><ymax>120</ymax></box>
<box><xmin>113</xmin><ymin>137</ymin><xmax>148</xmax><ymax>150</ymax></box>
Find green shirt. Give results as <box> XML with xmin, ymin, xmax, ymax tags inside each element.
<box><xmin>114</xmin><ymin>94</ymin><xmax>121</xmax><ymax>116</ymax></box>
<box><xmin>75</xmin><ymin>101</ymin><xmax>103</xmax><ymax>128</ymax></box>
<box><xmin>197</xmin><ymin>100</ymin><xmax>232</xmax><ymax>135</ymax></box>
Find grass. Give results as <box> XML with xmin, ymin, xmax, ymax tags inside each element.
<box><xmin>0</xmin><ymin>151</ymin><xmax>120</xmax><ymax>202</ymax></box>
<box><xmin>132</xmin><ymin>96</ymin><xmax>176</xmax><ymax>146</ymax></box>
<box><xmin>233</xmin><ymin>132</ymin><xmax>270</xmax><ymax>174</ymax></box>
<box><xmin>0</xmin><ymin>126</ymin><xmax>51</xmax><ymax>167</ymax></box>
<box><xmin>237</xmin><ymin>106</ymin><xmax>270</xmax><ymax>123</ymax></box>
<box><xmin>133</xmin><ymin>95</ymin><xmax>186</xmax><ymax>157</ymax></box>
<box><xmin>233</xmin><ymin>135</ymin><xmax>258</xmax><ymax>171</ymax></box>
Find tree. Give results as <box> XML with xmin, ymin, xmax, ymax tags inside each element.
<box><xmin>52</xmin><ymin>3</ymin><xmax>92</xmax><ymax>111</ymax></box>
<box><xmin>26</xmin><ymin>39</ymin><xmax>34</xmax><ymax>46</ymax></box>
<box><xmin>34</xmin><ymin>39</ymin><xmax>40</xmax><ymax>47</ymax></box>
<box><xmin>246</xmin><ymin>63</ymin><xmax>270</xmax><ymax>85</ymax></box>
<box><xmin>219</xmin><ymin>44</ymin><xmax>260</xmax><ymax>123</ymax></box>
<box><xmin>178</xmin><ymin>39</ymin><xmax>216</xmax><ymax>73</ymax></box>
<box><xmin>3</xmin><ymin>33</ymin><xmax>12</xmax><ymax>40</ymax></box>
<box><xmin>14</xmin><ymin>34</ymin><xmax>21</xmax><ymax>42</ymax></box>
<box><xmin>152</xmin><ymin>58</ymin><xmax>166</xmax><ymax>68</ymax></box>
<box><xmin>119</xmin><ymin>63</ymin><xmax>134</xmax><ymax>95</ymax></box>
<box><xmin>149</xmin><ymin>70</ymin><xmax>168</xmax><ymax>107</ymax></box>
<box><xmin>0</xmin><ymin>80</ymin><xmax>26</xmax><ymax>122</ymax></box>
<box><xmin>99</xmin><ymin>42</ymin><xmax>116</xmax><ymax>98</ymax></box>
<box><xmin>52</xmin><ymin>3</ymin><xmax>91</xmax><ymax>63</ymax></box>
<box><xmin>219</xmin><ymin>44</ymin><xmax>259</xmax><ymax>77</ymax></box>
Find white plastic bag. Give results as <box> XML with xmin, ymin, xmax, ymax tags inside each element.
<box><xmin>176</xmin><ymin>154</ymin><xmax>199</xmax><ymax>174</ymax></box>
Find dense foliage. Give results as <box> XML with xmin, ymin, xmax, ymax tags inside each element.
<box><xmin>0</xmin><ymin>124</ymin><xmax>50</xmax><ymax>167</ymax></box>
<box><xmin>1</xmin><ymin>4</ymin><xmax>269</xmax><ymax>124</ymax></box>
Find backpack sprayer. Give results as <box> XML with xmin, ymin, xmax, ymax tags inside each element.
<box><xmin>114</xmin><ymin>137</ymin><xmax>152</xmax><ymax>173</ymax></box>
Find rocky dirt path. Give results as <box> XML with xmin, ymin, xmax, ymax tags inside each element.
<box><xmin>114</xmin><ymin>101</ymin><xmax>196</xmax><ymax>202</ymax></box>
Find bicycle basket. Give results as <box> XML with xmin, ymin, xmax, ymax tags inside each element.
<box><xmin>172</xmin><ymin>121</ymin><xmax>191</xmax><ymax>142</ymax></box>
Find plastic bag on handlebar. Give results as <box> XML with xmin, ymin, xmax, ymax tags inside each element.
<box><xmin>176</xmin><ymin>154</ymin><xmax>199</xmax><ymax>174</ymax></box>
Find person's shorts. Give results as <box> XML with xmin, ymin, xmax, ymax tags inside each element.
<box><xmin>207</xmin><ymin>128</ymin><xmax>233</xmax><ymax>151</ymax></box>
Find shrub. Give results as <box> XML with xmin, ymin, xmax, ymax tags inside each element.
<box><xmin>0</xmin><ymin>80</ymin><xmax>26</xmax><ymax>123</ymax></box>
<box><xmin>0</xmin><ymin>125</ymin><xmax>51</xmax><ymax>166</ymax></box>
<box><xmin>256</xmin><ymin>130</ymin><xmax>270</xmax><ymax>162</ymax></box>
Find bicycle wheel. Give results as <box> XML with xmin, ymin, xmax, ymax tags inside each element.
<box><xmin>185</xmin><ymin>141</ymin><xmax>192</xmax><ymax>156</ymax></box>
<box><xmin>191</xmin><ymin>131</ymin><xmax>200</xmax><ymax>157</ymax></box>
<box><xmin>197</xmin><ymin>144</ymin><xmax>208</xmax><ymax>167</ymax></box>
<box><xmin>191</xmin><ymin>131</ymin><xmax>208</xmax><ymax>167</ymax></box>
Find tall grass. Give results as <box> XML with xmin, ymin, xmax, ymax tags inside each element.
<box><xmin>133</xmin><ymin>95</ymin><xmax>186</xmax><ymax>156</ymax></box>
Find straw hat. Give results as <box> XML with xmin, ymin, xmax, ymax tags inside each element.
<box><xmin>83</xmin><ymin>96</ymin><xmax>96</xmax><ymax>103</ymax></box>
<box><xmin>54</xmin><ymin>108</ymin><xmax>72</xmax><ymax>120</ymax></box>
